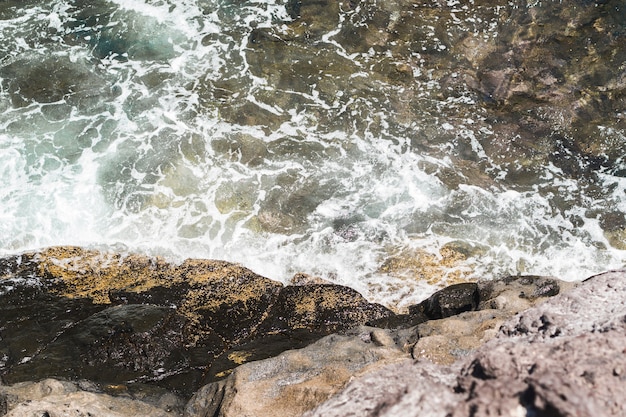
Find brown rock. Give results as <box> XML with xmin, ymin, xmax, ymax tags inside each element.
<box><xmin>186</xmin><ymin>328</ymin><xmax>407</xmax><ymax>417</ymax></box>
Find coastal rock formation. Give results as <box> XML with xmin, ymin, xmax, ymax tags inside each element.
<box><xmin>185</xmin><ymin>276</ymin><xmax>575</xmax><ymax>416</ymax></box>
<box><xmin>304</xmin><ymin>270</ymin><xmax>626</xmax><ymax>417</ymax></box>
<box><xmin>0</xmin><ymin>246</ymin><xmax>621</xmax><ymax>417</ymax></box>
<box><xmin>0</xmin><ymin>246</ymin><xmax>393</xmax><ymax>398</ymax></box>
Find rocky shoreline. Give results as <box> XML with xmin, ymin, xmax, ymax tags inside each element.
<box><xmin>1</xmin><ymin>247</ymin><xmax>623</xmax><ymax>416</ymax></box>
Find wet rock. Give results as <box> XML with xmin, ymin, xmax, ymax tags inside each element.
<box><xmin>0</xmin><ymin>246</ymin><xmax>613</xmax><ymax>417</ymax></box>
<box><xmin>407</xmin><ymin>274</ymin><xmax>569</xmax><ymax>321</ymax></box>
<box><xmin>288</xmin><ymin>272</ymin><xmax>333</xmax><ymax>286</ymax></box>
<box><xmin>410</xmin><ymin>282</ymin><xmax>479</xmax><ymax>320</ymax></box>
<box><xmin>378</xmin><ymin>245</ymin><xmax>477</xmax><ymax>296</ymax></box>
<box><xmin>0</xmin><ymin>246</ymin><xmax>394</xmax><ymax>399</ymax></box>
<box><xmin>211</xmin><ymin>133</ymin><xmax>269</xmax><ymax>167</ymax></box>
<box><xmin>257</xmin><ymin>284</ymin><xmax>391</xmax><ymax>335</ymax></box>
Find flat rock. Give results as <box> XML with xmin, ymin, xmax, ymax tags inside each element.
<box><xmin>0</xmin><ymin>378</ymin><xmax>181</xmax><ymax>417</ymax></box>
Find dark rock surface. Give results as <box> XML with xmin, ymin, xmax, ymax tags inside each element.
<box><xmin>304</xmin><ymin>270</ymin><xmax>626</xmax><ymax>417</ymax></box>
<box><xmin>409</xmin><ymin>282</ymin><xmax>479</xmax><ymax>320</ymax></box>
<box><xmin>0</xmin><ymin>246</ymin><xmax>393</xmax><ymax>399</ymax></box>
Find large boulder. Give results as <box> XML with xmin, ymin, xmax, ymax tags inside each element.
<box><xmin>304</xmin><ymin>270</ymin><xmax>626</xmax><ymax>416</ymax></box>
<box><xmin>0</xmin><ymin>246</ymin><xmax>393</xmax><ymax>399</ymax></box>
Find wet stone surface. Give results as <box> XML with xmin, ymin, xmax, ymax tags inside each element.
<box><xmin>0</xmin><ymin>247</ymin><xmax>394</xmax><ymax>399</ymax></box>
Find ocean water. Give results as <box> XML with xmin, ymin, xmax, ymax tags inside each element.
<box><xmin>1</xmin><ymin>0</ymin><xmax>625</xmax><ymax>309</ymax></box>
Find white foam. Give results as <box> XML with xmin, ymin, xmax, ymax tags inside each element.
<box><xmin>1</xmin><ymin>0</ymin><xmax>625</xmax><ymax>310</ymax></box>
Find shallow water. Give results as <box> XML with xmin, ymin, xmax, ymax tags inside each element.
<box><xmin>1</xmin><ymin>0</ymin><xmax>625</xmax><ymax>309</ymax></box>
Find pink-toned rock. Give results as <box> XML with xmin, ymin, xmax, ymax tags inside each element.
<box><xmin>304</xmin><ymin>270</ymin><xmax>626</xmax><ymax>417</ymax></box>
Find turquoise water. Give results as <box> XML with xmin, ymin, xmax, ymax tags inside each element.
<box><xmin>1</xmin><ymin>0</ymin><xmax>625</xmax><ymax>309</ymax></box>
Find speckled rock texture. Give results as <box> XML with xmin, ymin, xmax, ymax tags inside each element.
<box><xmin>304</xmin><ymin>270</ymin><xmax>626</xmax><ymax>417</ymax></box>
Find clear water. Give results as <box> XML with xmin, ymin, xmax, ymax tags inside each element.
<box><xmin>1</xmin><ymin>0</ymin><xmax>625</xmax><ymax>309</ymax></box>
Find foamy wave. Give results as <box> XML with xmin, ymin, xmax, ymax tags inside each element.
<box><xmin>1</xmin><ymin>0</ymin><xmax>625</xmax><ymax>309</ymax></box>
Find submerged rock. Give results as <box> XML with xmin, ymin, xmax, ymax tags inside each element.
<box><xmin>0</xmin><ymin>52</ymin><xmax>111</xmax><ymax>110</ymax></box>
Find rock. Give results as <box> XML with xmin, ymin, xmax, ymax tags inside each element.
<box><xmin>409</xmin><ymin>273</ymin><xmax>573</xmax><ymax>321</ymax></box>
<box><xmin>185</xmin><ymin>327</ymin><xmax>407</xmax><ymax>417</ymax></box>
<box><xmin>0</xmin><ymin>378</ymin><xmax>181</xmax><ymax>417</ymax></box>
<box><xmin>0</xmin><ymin>246</ymin><xmax>394</xmax><ymax>399</ymax></box>
<box><xmin>402</xmin><ymin>275</ymin><xmax>574</xmax><ymax>365</ymax></box>
<box><xmin>188</xmin><ymin>274</ymin><xmax>573</xmax><ymax>415</ymax></box>
<box><xmin>451</xmin><ymin>329</ymin><xmax>626</xmax><ymax>417</ymax></box>
<box><xmin>0</xmin><ymin>53</ymin><xmax>109</xmax><ymax>108</ymax></box>
<box><xmin>408</xmin><ymin>310</ymin><xmax>502</xmax><ymax>365</ymax></box>
<box><xmin>304</xmin><ymin>270</ymin><xmax>626</xmax><ymax>417</ymax></box>
<box><xmin>302</xmin><ymin>359</ymin><xmax>459</xmax><ymax>417</ymax></box>
<box><xmin>2</xmin><ymin>246</ymin><xmax>616</xmax><ymax>417</ymax></box>
<box><xmin>288</xmin><ymin>273</ymin><xmax>332</xmax><ymax>286</ymax></box>
<box><xmin>409</xmin><ymin>282</ymin><xmax>479</xmax><ymax>320</ymax></box>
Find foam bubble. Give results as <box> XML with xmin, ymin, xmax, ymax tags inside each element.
<box><xmin>1</xmin><ymin>0</ymin><xmax>625</xmax><ymax>310</ymax></box>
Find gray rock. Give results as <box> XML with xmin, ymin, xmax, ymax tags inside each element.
<box><xmin>305</xmin><ymin>270</ymin><xmax>626</xmax><ymax>417</ymax></box>
<box><xmin>452</xmin><ymin>330</ymin><xmax>626</xmax><ymax>416</ymax></box>
<box><xmin>498</xmin><ymin>270</ymin><xmax>626</xmax><ymax>339</ymax></box>
<box><xmin>301</xmin><ymin>360</ymin><xmax>460</xmax><ymax>417</ymax></box>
